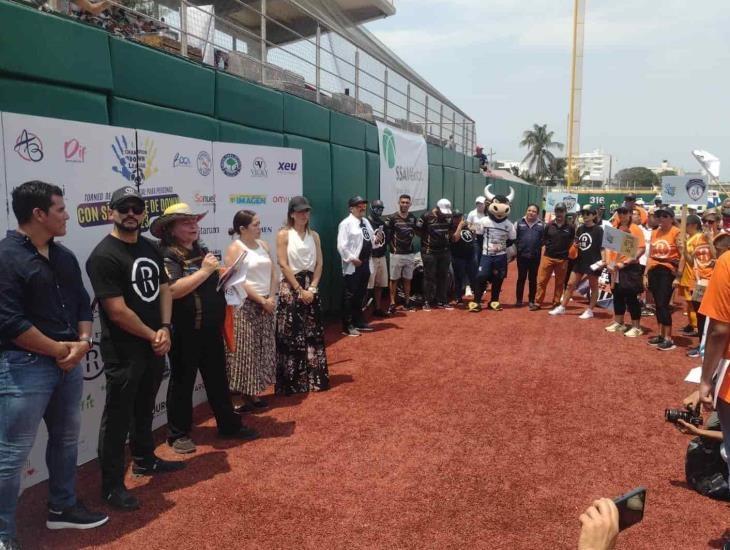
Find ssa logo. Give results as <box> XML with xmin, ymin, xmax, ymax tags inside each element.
<box><xmin>277</xmin><ymin>160</ymin><xmax>298</xmax><ymax>175</ymax></box>
<box><xmin>382</xmin><ymin>128</ymin><xmax>396</xmax><ymax>169</ymax></box>
<box><xmin>64</xmin><ymin>139</ymin><xmax>86</xmax><ymax>163</ymax></box>
<box><xmin>197</xmin><ymin>151</ymin><xmax>212</xmax><ymax>176</ymax></box>
<box><xmin>173</xmin><ymin>152</ymin><xmax>192</xmax><ymax>168</ymax></box>
<box><xmin>251</xmin><ymin>157</ymin><xmax>268</xmax><ymax>178</ymax></box>
<box><xmin>14</xmin><ymin>130</ymin><xmax>44</xmax><ymax>162</ymax></box>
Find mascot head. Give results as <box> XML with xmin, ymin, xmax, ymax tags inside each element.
<box><xmin>484</xmin><ymin>184</ymin><xmax>515</xmax><ymax>221</ymax></box>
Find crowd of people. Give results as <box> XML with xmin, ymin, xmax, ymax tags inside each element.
<box><xmin>0</xmin><ymin>182</ymin><xmax>329</xmax><ymax>548</ymax></box>
<box><xmin>4</xmin><ymin>178</ymin><xmax>730</xmax><ymax>549</ymax></box>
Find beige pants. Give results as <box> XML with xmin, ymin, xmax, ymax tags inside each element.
<box><xmin>535</xmin><ymin>256</ymin><xmax>569</xmax><ymax>306</ymax></box>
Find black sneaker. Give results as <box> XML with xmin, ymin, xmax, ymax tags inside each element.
<box><xmin>355</xmin><ymin>323</ymin><xmax>375</xmax><ymax>332</ymax></box>
<box><xmin>46</xmin><ymin>500</ymin><xmax>109</xmax><ymax>530</ymax></box>
<box><xmin>442</xmin><ymin>303</ymin><xmax>455</xmax><ymax>310</ymax></box>
<box><xmin>103</xmin><ymin>486</ymin><xmax>140</xmax><ymax>511</ymax></box>
<box><xmin>342</xmin><ymin>326</ymin><xmax>361</xmax><ymax>337</ymax></box>
<box><xmin>387</xmin><ymin>304</ymin><xmax>397</xmax><ymax>315</ymax></box>
<box><xmin>528</xmin><ymin>304</ymin><xmax>540</xmax><ymax>311</ymax></box>
<box><xmin>405</xmin><ymin>301</ymin><xmax>416</xmax><ymax>312</ymax></box>
<box><xmin>680</xmin><ymin>324</ymin><xmax>694</xmax><ymax>334</ymax></box>
<box><xmin>687</xmin><ymin>346</ymin><xmax>701</xmax><ymax>358</ymax></box>
<box><xmin>657</xmin><ymin>339</ymin><xmax>676</xmax><ymax>351</ymax></box>
<box><xmin>0</xmin><ymin>537</ymin><xmax>21</xmax><ymax>550</ymax></box>
<box><xmin>422</xmin><ymin>302</ymin><xmax>432</xmax><ymax>311</ymax></box>
<box><xmin>373</xmin><ymin>309</ymin><xmax>388</xmax><ymax>318</ymax></box>
<box><xmin>682</xmin><ymin>328</ymin><xmax>699</xmax><ymax>337</ymax></box>
<box><xmin>647</xmin><ymin>335</ymin><xmax>664</xmax><ymax>346</ymax></box>
<box><xmin>132</xmin><ymin>455</ymin><xmax>186</xmax><ymax>477</ymax></box>
<box><xmin>219</xmin><ymin>425</ymin><xmax>259</xmax><ymax>440</ymax></box>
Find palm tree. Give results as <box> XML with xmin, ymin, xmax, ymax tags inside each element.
<box><xmin>519</xmin><ymin>124</ymin><xmax>564</xmax><ymax>184</ymax></box>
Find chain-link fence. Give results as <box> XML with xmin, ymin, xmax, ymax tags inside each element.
<box><xmin>42</xmin><ymin>0</ymin><xmax>476</xmax><ymax>153</ymax></box>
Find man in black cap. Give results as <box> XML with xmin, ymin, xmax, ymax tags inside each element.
<box><xmin>366</xmin><ymin>199</ymin><xmax>389</xmax><ymax>317</ymax></box>
<box><xmin>533</xmin><ymin>202</ymin><xmax>575</xmax><ymax>310</ymax></box>
<box><xmin>337</xmin><ymin>196</ymin><xmax>380</xmax><ymax>336</ymax></box>
<box><xmin>86</xmin><ymin>186</ymin><xmax>183</xmax><ymax>511</ymax></box>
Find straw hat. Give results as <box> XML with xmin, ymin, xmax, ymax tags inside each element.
<box><xmin>149</xmin><ymin>202</ymin><xmax>207</xmax><ymax>239</ymax></box>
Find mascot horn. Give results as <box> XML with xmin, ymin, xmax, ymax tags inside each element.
<box><xmin>484</xmin><ymin>184</ymin><xmax>515</xmax><ymax>220</ymax></box>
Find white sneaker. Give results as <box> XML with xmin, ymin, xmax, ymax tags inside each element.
<box><xmin>579</xmin><ymin>309</ymin><xmax>594</xmax><ymax>320</ymax></box>
<box><xmin>624</xmin><ymin>327</ymin><xmax>643</xmax><ymax>338</ymax></box>
<box><xmin>549</xmin><ymin>305</ymin><xmax>566</xmax><ymax>315</ymax></box>
<box><xmin>605</xmin><ymin>321</ymin><xmax>624</xmax><ymax>332</ymax></box>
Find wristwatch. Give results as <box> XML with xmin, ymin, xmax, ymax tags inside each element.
<box><xmin>308</xmin><ymin>286</ymin><xmax>318</xmax><ymax>294</ymax></box>
<box><xmin>79</xmin><ymin>336</ymin><xmax>93</xmax><ymax>349</ymax></box>
<box><xmin>161</xmin><ymin>323</ymin><xmax>172</xmax><ymax>331</ymax></box>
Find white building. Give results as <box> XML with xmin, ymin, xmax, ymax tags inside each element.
<box><xmin>649</xmin><ymin>160</ymin><xmax>684</xmax><ymax>176</ymax></box>
<box><xmin>570</xmin><ymin>149</ymin><xmax>611</xmax><ymax>184</ymax></box>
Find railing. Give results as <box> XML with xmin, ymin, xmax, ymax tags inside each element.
<box><xmin>41</xmin><ymin>0</ymin><xmax>476</xmax><ymax>154</ymax></box>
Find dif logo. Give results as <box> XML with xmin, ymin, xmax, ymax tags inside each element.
<box><xmin>64</xmin><ymin>139</ymin><xmax>86</xmax><ymax>163</ymax></box>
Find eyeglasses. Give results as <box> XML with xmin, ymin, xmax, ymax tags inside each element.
<box><xmin>116</xmin><ymin>203</ymin><xmax>145</xmax><ymax>215</ymax></box>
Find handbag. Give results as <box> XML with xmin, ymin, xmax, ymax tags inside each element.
<box><xmin>618</xmin><ymin>263</ymin><xmax>644</xmax><ymax>292</ymax></box>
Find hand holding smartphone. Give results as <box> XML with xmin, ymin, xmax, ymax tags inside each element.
<box><xmin>613</xmin><ymin>487</ymin><xmax>647</xmax><ymax>531</ymax></box>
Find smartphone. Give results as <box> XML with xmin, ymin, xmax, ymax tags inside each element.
<box><xmin>613</xmin><ymin>487</ymin><xmax>647</xmax><ymax>531</ymax></box>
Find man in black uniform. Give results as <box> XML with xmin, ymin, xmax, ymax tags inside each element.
<box><xmin>386</xmin><ymin>194</ymin><xmax>418</xmax><ymax>313</ymax></box>
<box><xmin>86</xmin><ymin>186</ymin><xmax>183</xmax><ymax>511</ymax></box>
<box><xmin>366</xmin><ymin>199</ymin><xmax>389</xmax><ymax>317</ymax></box>
<box><xmin>417</xmin><ymin>198</ymin><xmax>454</xmax><ymax>310</ymax></box>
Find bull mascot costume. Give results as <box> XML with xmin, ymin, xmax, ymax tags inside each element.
<box><xmin>468</xmin><ymin>184</ymin><xmax>517</xmax><ymax>312</ymax></box>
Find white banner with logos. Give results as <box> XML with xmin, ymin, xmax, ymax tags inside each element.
<box><xmin>0</xmin><ymin>112</ymin><xmax>301</xmax><ymax>491</ymax></box>
<box><xmin>661</xmin><ymin>175</ymin><xmax>708</xmax><ymax>205</ymax></box>
<box><xmin>376</xmin><ymin>121</ymin><xmax>428</xmax><ymax>212</ymax></box>
<box><xmin>212</xmin><ymin>142</ymin><xmax>303</xmax><ymax>260</ymax></box>
<box><xmin>545</xmin><ymin>191</ymin><xmax>580</xmax><ymax>213</ymax></box>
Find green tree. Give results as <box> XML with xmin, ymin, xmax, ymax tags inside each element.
<box><xmin>519</xmin><ymin>124</ymin><xmax>564</xmax><ymax>184</ymax></box>
<box><xmin>615</xmin><ymin>167</ymin><xmax>659</xmax><ymax>188</ymax></box>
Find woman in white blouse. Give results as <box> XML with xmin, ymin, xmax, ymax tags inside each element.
<box><xmin>224</xmin><ymin>209</ymin><xmax>277</xmax><ymax>411</ymax></box>
<box><xmin>275</xmin><ymin>196</ymin><xmax>329</xmax><ymax>394</ymax></box>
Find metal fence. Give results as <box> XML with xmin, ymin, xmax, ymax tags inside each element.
<box><xmin>44</xmin><ymin>0</ymin><xmax>476</xmax><ymax>154</ymax></box>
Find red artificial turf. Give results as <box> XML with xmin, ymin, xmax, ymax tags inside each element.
<box><xmin>15</xmin><ymin>271</ymin><xmax>730</xmax><ymax>549</ymax></box>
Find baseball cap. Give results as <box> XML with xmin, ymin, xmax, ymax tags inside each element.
<box><xmin>686</xmin><ymin>214</ymin><xmax>702</xmax><ymax>227</ymax></box>
<box><xmin>624</xmin><ymin>193</ymin><xmax>637</xmax><ymax>202</ymax></box>
<box><xmin>581</xmin><ymin>205</ymin><xmax>597</xmax><ymax>214</ymax></box>
<box><xmin>703</xmin><ymin>209</ymin><xmax>719</xmax><ymax>221</ymax></box>
<box><xmin>654</xmin><ymin>205</ymin><xmax>675</xmax><ymax>217</ymax></box>
<box><xmin>554</xmin><ymin>202</ymin><xmax>567</xmax><ymax>212</ymax></box>
<box><xmin>109</xmin><ymin>186</ymin><xmax>144</xmax><ymax>209</ymax></box>
<box><xmin>615</xmin><ymin>206</ymin><xmax>630</xmax><ymax>215</ymax></box>
<box><xmin>437</xmin><ymin>198</ymin><xmax>452</xmax><ymax>215</ymax></box>
<box><xmin>722</xmin><ymin>208</ymin><xmax>730</xmax><ymax>218</ymax></box>
<box><xmin>654</xmin><ymin>194</ymin><xmax>663</xmax><ymax>203</ymax></box>
<box><xmin>475</xmin><ymin>195</ymin><xmax>486</xmax><ymax>204</ymax></box>
<box><xmin>288</xmin><ymin>196</ymin><xmax>311</xmax><ymax>213</ymax></box>
<box><xmin>348</xmin><ymin>195</ymin><xmax>368</xmax><ymax>207</ymax></box>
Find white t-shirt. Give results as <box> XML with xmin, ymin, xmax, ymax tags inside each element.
<box><xmin>240</xmin><ymin>240</ymin><xmax>272</xmax><ymax>296</ymax></box>
<box><xmin>480</xmin><ymin>217</ymin><xmax>517</xmax><ymax>256</ymax></box>
<box><xmin>467</xmin><ymin>208</ymin><xmax>487</xmax><ymax>235</ymax></box>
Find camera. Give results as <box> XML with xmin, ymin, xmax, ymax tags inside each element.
<box><xmin>665</xmin><ymin>408</ymin><xmax>703</xmax><ymax>427</ymax></box>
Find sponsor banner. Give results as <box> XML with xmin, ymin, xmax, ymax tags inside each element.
<box><xmin>661</xmin><ymin>175</ymin><xmax>708</xmax><ymax>206</ymax></box>
<box><xmin>376</xmin><ymin>122</ymin><xmax>428</xmax><ymax>212</ymax></box>
<box><xmin>212</xmin><ymin>142</ymin><xmax>303</xmax><ymax>261</ymax></box>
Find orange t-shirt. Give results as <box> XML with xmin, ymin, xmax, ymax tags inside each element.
<box><xmin>698</xmin><ymin>252</ymin><xmax>730</xmax><ymax>402</ymax></box>
<box><xmin>605</xmin><ymin>224</ymin><xmax>646</xmax><ymax>266</ymax></box>
<box><xmin>688</xmin><ymin>233</ymin><xmax>714</xmax><ymax>286</ymax></box>
<box><xmin>611</xmin><ymin>205</ymin><xmax>648</xmax><ymax>227</ymax></box>
<box><xmin>646</xmin><ymin>226</ymin><xmax>680</xmax><ymax>272</ymax></box>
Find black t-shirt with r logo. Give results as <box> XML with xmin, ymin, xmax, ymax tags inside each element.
<box><xmin>86</xmin><ymin>234</ymin><xmax>169</xmax><ymax>362</ymax></box>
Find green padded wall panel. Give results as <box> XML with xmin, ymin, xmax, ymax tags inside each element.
<box><xmin>428</xmin><ymin>166</ymin><xmax>443</xmax><ymax>209</ymax></box>
<box><xmin>441</xmin><ymin>147</ymin><xmax>456</xmax><ymax>169</ymax></box>
<box><xmin>331</xmin><ymin>144</ymin><xmax>366</xmax><ymax>212</ymax></box>
<box><xmin>471</xmin><ymin>156</ymin><xmax>480</xmax><ymax>173</ymax></box>
<box><xmin>460</xmin><ymin>153</ymin><xmax>468</xmax><ymax>171</ymax></box>
<box><xmin>331</xmin><ymin>111</ymin><xmax>366</xmax><ymax>150</ymax></box>
<box><xmin>442</xmin><ymin>167</ymin><xmax>457</xmax><ymax>206</ymax></box>
<box><xmin>0</xmin><ymin>77</ymin><xmax>108</xmax><ymax>124</ymax></box>
<box><xmin>284</xmin><ymin>134</ymin><xmax>336</xmax><ymax>312</ymax></box>
<box><xmin>366</xmin><ymin>152</ymin><xmax>380</xmax><ymax>202</ymax></box>
<box><xmin>454</xmin><ymin>170</ymin><xmax>465</xmax><ymax>213</ymax></box>
<box><xmin>427</xmin><ymin>143</ymin><xmax>443</xmax><ymax>166</ymax></box>
<box><xmin>365</xmin><ymin>123</ymin><xmax>378</xmax><ymax>152</ymax></box>
<box><xmin>215</xmin><ymin>72</ymin><xmax>283</xmax><ymax>132</ymax></box>
<box><xmin>110</xmin><ymin>97</ymin><xmax>218</xmax><ymax>141</ymax></box>
<box><xmin>283</xmin><ymin>94</ymin><xmax>329</xmax><ymax>141</ymax></box>
<box><xmin>110</xmin><ymin>38</ymin><xmax>214</xmax><ymax>116</ymax></box>
<box><xmin>219</xmin><ymin>121</ymin><xmax>283</xmax><ymax>147</ymax></box>
<box><xmin>0</xmin><ymin>0</ymin><xmax>112</xmax><ymax>91</ymax></box>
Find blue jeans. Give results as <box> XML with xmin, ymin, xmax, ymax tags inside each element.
<box><xmin>452</xmin><ymin>256</ymin><xmax>476</xmax><ymax>300</ymax></box>
<box><xmin>0</xmin><ymin>351</ymin><xmax>82</xmax><ymax>537</ymax></box>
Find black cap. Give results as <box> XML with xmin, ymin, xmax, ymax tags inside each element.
<box><xmin>624</xmin><ymin>193</ymin><xmax>637</xmax><ymax>201</ymax></box>
<box><xmin>655</xmin><ymin>205</ymin><xmax>675</xmax><ymax>217</ymax></box>
<box><xmin>348</xmin><ymin>195</ymin><xmax>367</xmax><ymax>207</ymax></box>
<box><xmin>554</xmin><ymin>202</ymin><xmax>567</xmax><ymax>212</ymax></box>
<box><xmin>581</xmin><ymin>205</ymin><xmax>597</xmax><ymax>214</ymax></box>
<box><xmin>288</xmin><ymin>196</ymin><xmax>311</xmax><ymax>213</ymax></box>
<box><xmin>371</xmin><ymin>199</ymin><xmax>384</xmax><ymax>209</ymax></box>
<box><xmin>109</xmin><ymin>186</ymin><xmax>144</xmax><ymax>209</ymax></box>
<box><xmin>615</xmin><ymin>206</ymin><xmax>630</xmax><ymax>215</ymax></box>
<box><xmin>687</xmin><ymin>214</ymin><xmax>702</xmax><ymax>227</ymax></box>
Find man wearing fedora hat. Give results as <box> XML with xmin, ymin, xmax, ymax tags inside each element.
<box><xmin>151</xmin><ymin>203</ymin><xmax>257</xmax><ymax>456</ymax></box>
<box><xmin>86</xmin><ymin>187</ymin><xmax>183</xmax><ymax>511</ymax></box>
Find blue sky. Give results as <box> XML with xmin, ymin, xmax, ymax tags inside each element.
<box><xmin>367</xmin><ymin>0</ymin><xmax>730</xmax><ymax>175</ymax></box>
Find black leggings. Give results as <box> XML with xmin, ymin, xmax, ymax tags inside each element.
<box><xmin>613</xmin><ymin>285</ymin><xmax>641</xmax><ymax>321</ymax></box>
<box><xmin>648</xmin><ymin>266</ymin><xmax>674</xmax><ymax>326</ymax></box>
<box><xmin>692</xmin><ymin>300</ymin><xmax>706</xmax><ymax>336</ymax></box>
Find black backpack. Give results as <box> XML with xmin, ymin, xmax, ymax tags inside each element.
<box><xmin>685</xmin><ymin>436</ymin><xmax>730</xmax><ymax>500</ymax></box>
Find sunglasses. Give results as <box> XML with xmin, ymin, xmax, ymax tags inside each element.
<box><xmin>656</xmin><ymin>212</ymin><xmax>670</xmax><ymax>218</ymax></box>
<box><xmin>704</xmin><ymin>219</ymin><xmax>717</xmax><ymax>224</ymax></box>
<box><xmin>117</xmin><ymin>203</ymin><xmax>145</xmax><ymax>215</ymax></box>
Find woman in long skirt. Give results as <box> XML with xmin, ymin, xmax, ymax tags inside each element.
<box><xmin>275</xmin><ymin>196</ymin><xmax>329</xmax><ymax>394</ymax></box>
<box><xmin>224</xmin><ymin>209</ymin><xmax>277</xmax><ymax>411</ymax></box>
